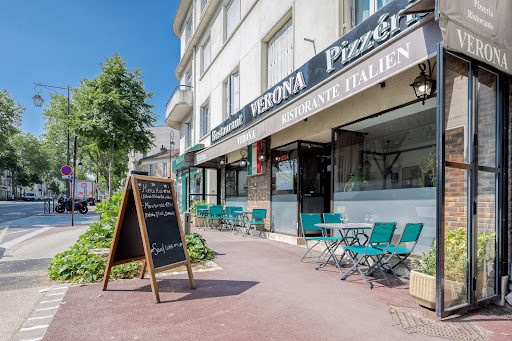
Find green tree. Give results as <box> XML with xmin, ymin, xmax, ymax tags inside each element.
<box><xmin>73</xmin><ymin>53</ymin><xmax>157</xmax><ymax>199</ymax></box>
<box><xmin>0</xmin><ymin>90</ymin><xmax>24</xmax><ymax>154</ymax></box>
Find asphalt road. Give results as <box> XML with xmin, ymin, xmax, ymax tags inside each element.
<box><xmin>0</xmin><ymin>201</ymin><xmax>45</xmax><ymax>224</ymax></box>
<box><xmin>0</xmin><ymin>201</ymin><xmax>97</xmax><ymax>341</ymax></box>
<box><xmin>0</xmin><ymin>201</ymin><xmax>98</xmax><ymax>247</ymax></box>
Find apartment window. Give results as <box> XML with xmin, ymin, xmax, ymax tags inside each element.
<box><xmin>226</xmin><ymin>72</ymin><xmax>239</xmax><ymax>117</ymax></box>
<box><xmin>185</xmin><ymin>69</ymin><xmax>192</xmax><ymax>88</ymax></box>
<box><xmin>162</xmin><ymin>163</ymin><xmax>168</xmax><ymax>178</ymax></box>
<box><xmin>149</xmin><ymin>164</ymin><xmax>154</xmax><ymax>176</ymax></box>
<box><xmin>202</xmin><ymin>38</ymin><xmax>211</xmax><ymax>72</ymax></box>
<box><xmin>267</xmin><ymin>19</ymin><xmax>293</xmax><ymax>88</ymax></box>
<box><xmin>186</xmin><ymin>121</ymin><xmax>193</xmax><ymax>148</ymax></box>
<box><xmin>354</xmin><ymin>0</ymin><xmax>392</xmax><ymax>26</ymax></box>
<box><xmin>200</xmin><ymin>101</ymin><xmax>210</xmax><ymax>137</ymax></box>
<box><xmin>185</xmin><ymin>15</ymin><xmax>193</xmax><ymax>42</ymax></box>
<box><xmin>226</xmin><ymin>0</ymin><xmax>240</xmax><ymax>38</ymax></box>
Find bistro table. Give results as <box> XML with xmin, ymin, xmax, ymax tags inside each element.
<box><xmin>314</xmin><ymin>222</ymin><xmax>373</xmax><ymax>275</ymax></box>
<box><xmin>240</xmin><ymin>210</ymin><xmax>253</xmax><ymax>236</ymax></box>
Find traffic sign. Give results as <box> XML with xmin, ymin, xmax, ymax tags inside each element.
<box><xmin>62</xmin><ymin>175</ymin><xmax>74</xmax><ymax>179</ymax></box>
<box><xmin>61</xmin><ymin>165</ymin><xmax>73</xmax><ymax>176</ymax></box>
<box><xmin>81</xmin><ymin>183</ymin><xmax>87</xmax><ymax>188</ymax></box>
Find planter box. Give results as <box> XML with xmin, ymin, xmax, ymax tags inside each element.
<box><xmin>192</xmin><ymin>217</ymin><xmax>206</xmax><ymax>227</ymax></box>
<box><xmin>409</xmin><ymin>270</ymin><xmax>466</xmax><ymax>309</ymax></box>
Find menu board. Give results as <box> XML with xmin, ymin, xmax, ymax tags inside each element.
<box><xmin>136</xmin><ymin>179</ymin><xmax>186</xmax><ymax>269</ymax></box>
<box><xmin>103</xmin><ymin>175</ymin><xmax>195</xmax><ymax>303</ymax></box>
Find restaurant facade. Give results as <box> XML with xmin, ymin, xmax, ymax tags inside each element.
<box><xmin>167</xmin><ymin>0</ymin><xmax>511</xmax><ymax>317</ymax></box>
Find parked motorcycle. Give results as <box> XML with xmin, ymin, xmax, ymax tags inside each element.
<box><xmin>55</xmin><ymin>197</ymin><xmax>89</xmax><ymax>214</ymax></box>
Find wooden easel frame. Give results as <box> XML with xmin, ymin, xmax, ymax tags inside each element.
<box><xmin>102</xmin><ymin>175</ymin><xmax>195</xmax><ymax>303</ymax></box>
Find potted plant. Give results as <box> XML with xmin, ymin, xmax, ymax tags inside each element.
<box><xmin>189</xmin><ymin>200</ymin><xmax>208</xmax><ymax>227</ymax></box>
<box><xmin>410</xmin><ymin>229</ymin><xmax>496</xmax><ymax>309</ymax></box>
<box><xmin>410</xmin><ymin>228</ymin><xmax>467</xmax><ymax>309</ymax></box>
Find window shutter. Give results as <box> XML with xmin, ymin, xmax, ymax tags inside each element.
<box><xmin>267</xmin><ymin>19</ymin><xmax>293</xmax><ymax>88</ymax></box>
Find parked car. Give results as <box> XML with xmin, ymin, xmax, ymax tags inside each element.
<box><xmin>23</xmin><ymin>191</ymin><xmax>43</xmax><ymax>201</ymax></box>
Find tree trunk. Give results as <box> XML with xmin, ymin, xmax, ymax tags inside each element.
<box><xmin>108</xmin><ymin>141</ymin><xmax>114</xmax><ymax>201</ymax></box>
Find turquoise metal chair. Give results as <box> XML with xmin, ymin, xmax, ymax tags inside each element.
<box><xmin>222</xmin><ymin>207</ymin><xmax>235</xmax><ymax>230</ymax></box>
<box><xmin>230</xmin><ymin>207</ymin><xmax>244</xmax><ymax>234</ymax></box>
<box><xmin>206</xmin><ymin>205</ymin><xmax>224</xmax><ymax>229</ymax></box>
<box><xmin>196</xmin><ymin>205</ymin><xmax>209</xmax><ymax>229</ymax></box>
<box><xmin>376</xmin><ymin>223</ymin><xmax>424</xmax><ymax>285</ymax></box>
<box><xmin>246</xmin><ymin>209</ymin><xmax>267</xmax><ymax>238</ymax></box>
<box><xmin>340</xmin><ymin>222</ymin><xmax>398</xmax><ymax>289</ymax></box>
<box><xmin>300</xmin><ymin>213</ymin><xmax>343</xmax><ymax>270</ymax></box>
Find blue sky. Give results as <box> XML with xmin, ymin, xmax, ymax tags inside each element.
<box><xmin>0</xmin><ymin>0</ymin><xmax>180</xmax><ymax>137</ymax></box>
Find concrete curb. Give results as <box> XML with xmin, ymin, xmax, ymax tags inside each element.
<box><xmin>12</xmin><ymin>284</ymin><xmax>69</xmax><ymax>341</ymax></box>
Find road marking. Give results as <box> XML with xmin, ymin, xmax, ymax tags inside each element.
<box><xmin>46</xmin><ymin>292</ymin><xmax>66</xmax><ymax>296</ymax></box>
<box><xmin>34</xmin><ymin>306</ymin><xmax>59</xmax><ymax>311</ymax></box>
<box><xmin>5</xmin><ymin>211</ymin><xmax>23</xmax><ymax>215</ymax></box>
<box><xmin>27</xmin><ymin>316</ymin><xmax>54</xmax><ymax>320</ymax></box>
<box><xmin>19</xmin><ymin>325</ymin><xmax>49</xmax><ymax>331</ymax></box>
<box><xmin>6</xmin><ymin>228</ymin><xmax>32</xmax><ymax>235</ymax></box>
<box><xmin>0</xmin><ymin>226</ymin><xmax>54</xmax><ymax>249</ymax></box>
<box><xmin>0</xmin><ymin>227</ymin><xmax>8</xmax><ymax>244</ymax></box>
<box><xmin>39</xmin><ymin>298</ymin><xmax>62</xmax><ymax>303</ymax></box>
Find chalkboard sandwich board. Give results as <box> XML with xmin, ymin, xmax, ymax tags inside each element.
<box><xmin>102</xmin><ymin>175</ymin><xmax>195</xmax><ymax>303</ymax></box>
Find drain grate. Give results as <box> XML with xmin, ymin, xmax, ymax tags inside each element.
<box><xmin>389</xmin><ymin>305</ymin><xmax>487</xmax><ymax>340</ymax></box>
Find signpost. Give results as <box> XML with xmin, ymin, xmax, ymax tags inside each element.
<box><xmin>102</xmin><ymin>174</ymin><xmax>195</xmax><ymax>303</ymax></box>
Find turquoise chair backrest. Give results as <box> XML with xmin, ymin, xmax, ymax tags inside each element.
<box><xmin>209</xmin><ymin>205</ymin><xmax>223</xmax><ymax>216</ymax></box>
<box><xmin>401</xmin><ymin>223</ymin><xmax>424</xmax><ymax>243</ymax></box>
<box><xmin>369</xmin><ymin>222</ymin><xmax>396</xmax><ymax>244</ymax></box>
<box><xmin>225</xmin><ymin>206</ymin><xmax>234</xmax><ymax>215</ymax></box>
<box><xmin>323</xmin><ymin>213</ymin><xmax>343</xmax><ymax>224</ymax></box>
<box><xmin>300</xmin><ymin>213</ymin><xmax>323</xmax><ymax>231</ymax></box>
<box><xmin>232</xmin><ymin>207</ymin><xmax>243</xmax><ymax>216</ymax></box>
<box><xmin>196</xmin><ymin>205</ymin><xmax>208</xmax><ymax>213</ymax></box>
<box><xmin>252</xmin><ymin>209</ymin><xmax>267</xmax><ymax>220</ymax></box>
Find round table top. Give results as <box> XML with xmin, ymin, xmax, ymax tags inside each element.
<box><xmin>315</xmin><ymin>222</ymin><xmax>372</xmax><ymax>229</ymax></box>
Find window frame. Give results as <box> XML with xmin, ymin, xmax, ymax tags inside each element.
<box><xmin>185</xmin><ymin>15</ymin><xmax>193</xmax><ymax>42</ymax></box>
<box><xmin>353</xmin><ymin>0</ymin><xmax>392</xmax><ymax>26</ymax></box>
<box><xmin>202</xmin><ymin>38</ymin><xmax>211</xmax><ymax>73</ymax></box>
<box><xmin>162</xmin><ymin>162</ymin><xmax>168</xmax><ymax>178</ymax></box>
<box><xmin>225</xmin><ymin>71</ymin><xmax>239</xmax><ymax>118</ymax></box>
<box><xmin>200</xmin><ymin>100</ymin><xmax>210</xmax><ymax>138</ymax></box>
<box><xmin>148</xmin><ymin>164</ymin><xmax>154</xmax><ymax>177</ymax></box>
<box><xmin>225</xmin><ymin>0</ymin><xmax>240</xmax><ymax>39</ymax></box>
<box><xmin>267</xmin><ymin>18</ymin><xmax>293</xmax><ymax>89</ymax></box>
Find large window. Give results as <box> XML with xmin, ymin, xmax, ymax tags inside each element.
<box><xmin>148</xmin><ymin>164</ymin><xmax>154</xmax><ymax>176</ymax></box>
<box><xmin>225</xmin><ymin>163</ymin><xmax>248</xmax><ymax>197</ymax></box>
<box><xmin>267</xmin><ymin>19</ymin><xmax>293</xmax><ymax>88</ymax></box>
<box><xmin>272</xmin><ymin>142</ymin><xmax>299</xmax><ymax>195</ymax></box>
<box><xmin>226</xmin><ymin>0</ymin><xmax>240</xmax><ymax>38</ymax></box>
<box><xmin>202</xmin><ymin>38</ymin><xmax>211</xmax><ymax>73</ymax></box>
<box><xmin>200</xmin><ymin>101</ymin><xmax>210</xmax><ymax>137</ymax></box>
<box><xmin>333</xmin><ymin>98</ymin><xmax>437</xmax><ymax>254</ymax></box>
<box><xmin>354</xmin><ymin>0</ymin><xmax>392</xmax><ymax>26</ymax></box>
<box><xmin>226</xmin><ymin>71</ymin><xmax>239</xmax><ymax>118</ymax></box>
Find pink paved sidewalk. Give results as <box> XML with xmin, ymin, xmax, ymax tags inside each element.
<box><xmin>42</xmin><ymin>227</ymin><xmax>510</xmax><ymax>340</ymax></box>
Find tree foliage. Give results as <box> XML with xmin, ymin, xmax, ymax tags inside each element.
<box><xmin>0</xmin><ymin>90</ymin><xmax>24</xmax><ymax>154</ymax></box>
<box><xmin>42</xmin><ymin>53</ymin><xmax>157</xmax><ymax>199</ymax></box>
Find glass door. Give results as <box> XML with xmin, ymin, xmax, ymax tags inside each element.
<box><xmin>437</xmin><ymin>49</ymin><xmax>502</xmax><ymax>318</ymax></box>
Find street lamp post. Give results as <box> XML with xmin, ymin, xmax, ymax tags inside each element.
<box><xmin>169</xmin><ymin>131</ymin><xmax>175</xmax><ymax>179</ymax></box>
<box><xmin>33</xmin><ymin>83</ymin><xmax>72</xmax><ymax>197</ymax></box>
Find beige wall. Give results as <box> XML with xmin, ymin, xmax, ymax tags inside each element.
<box><xmin>172</xmin><ymin>0</ymin><xmax>344</xmax><ymax>153</ymax></box>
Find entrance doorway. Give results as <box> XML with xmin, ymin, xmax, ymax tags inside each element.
<box><xmin>437</xmin><ymin>50</ymin><xmax>505</xmax><ymax>317</ymax></box>
<box><xmin>299</xmin><ymin>142</ymin><xmax>330</xmax><ymax>217</ymax></box>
